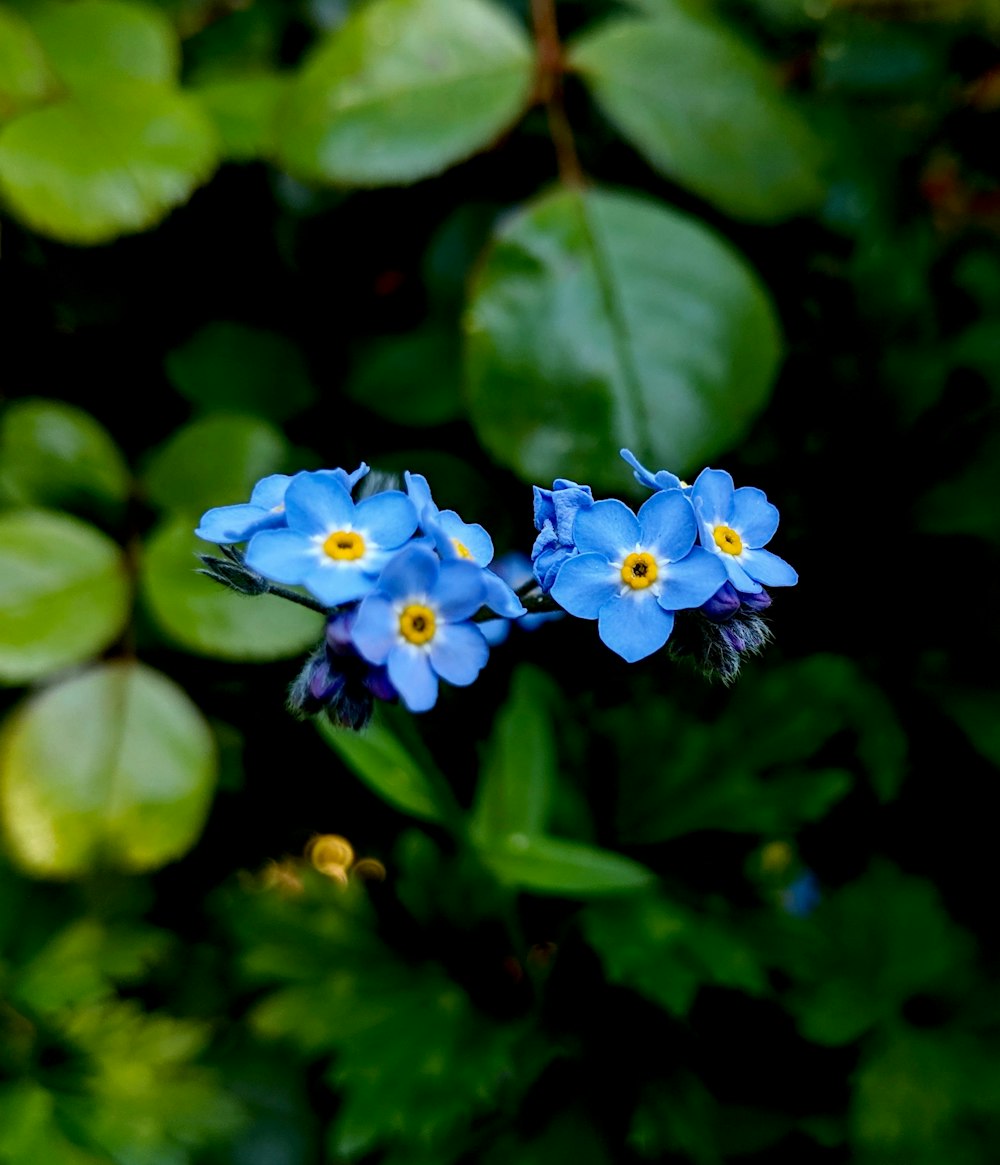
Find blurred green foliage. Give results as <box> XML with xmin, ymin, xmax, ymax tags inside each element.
<box><xmin>2</xmin><ymin>0</ymin><xmax>1000</xmax><ymax>1161</ymax></box>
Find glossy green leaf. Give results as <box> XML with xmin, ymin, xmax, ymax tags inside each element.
<box><xmin>0</xmin><ymin>80</ymin><xmax>217</xmax><ymax>245</ymax></box>
<box><xmin>569</xmin><ymin>11</ymin><xmax>825</xmax><ymax>222</ymax></box>
<box><xmin>0</xmin><ymin>661</ymin><xmax>217</xmax><ymax>877</ymax></box>
<box><xmin>346</xmin><ymin>325</ymin><xmax>464</xmax><ymax>427</ymax></box>
<box><xmin>142</xmin><ymin>518</ymin><xmax>323</xmax><ymax>661</ymax></box>
<box><xmin>0</xmin><ymin>398</ymin><xmax>130</xmax><ymax>517</ymax></box>
<box><xmin>192</xmin><ymin>72</ymin><xmax>289</xmax><ymax>162</ymax></box>
<box><xmin>25</xmin><ymin>0</ymin><xmax>178</xmax><ymax>88</ymax></box>
<box><xmin>143</xmin><ymin>413</ymin><xmax>287</xmax><ymax>513</ymax></box>
<box><xmin>318</xmin><ymin>708</ymin><xmax>450</xmax><ymax>824</ymax></box>
<box><xmin>0</xmin><ymin>509</ymin><xmax>130</xmax><ymax>684</ymax></box>
<box><xmin>471</xmin><ymin>666</ymin><xmax>557</xmax><ymax>845</ymax></box>
<box><xmin>0</xmin><ymin>6</ymin><xmax>57</xmax><ymax>121</ymax></box>
<box><xmin>465</xmin><ymin>186</ymin><xmax>782</xmax><ymax>487</ymax></box>
<box><xmin>277</xmin><ymin>0</ymin><xmax>534</xmax><ymax>186</ymax></box>
<box><xmin>165</xmin><ymin>322</ymin><xmax>315</xmax><ymax>421</ymax></box>
<box><xmin>479</xmin><ymin>833</ymin><xmax>654</xmax><ymax>895</ymax></box>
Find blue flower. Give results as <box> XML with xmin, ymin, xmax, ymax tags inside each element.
<box><xmin>244</xmin><ymin>470</ymin><xmax>417</xmax><ymax>607</ymax></box>
<box><xmin>690</xmin><ymin>469</ymin><xmax>797</xmax><ymax>594</ymax></box>
<box><xmin>619</xmin><ymin>448</ymin><xmax>687</xmax><ymax>493</ymax></box>
<box><xmin>351</xmin><ymin>545</ymin><xmax>489</xmax><ymax>712</ymax></box>
<box><xmin>551</xmin><ymin>491</ymin><xmax>727</xmax><ymax>662</ymax></box>
<box><xmin>531</xmin><ymin>478</ymin><xmax>594</xmax><ymax>593</ymax></box>
<box><xmin>479</xmin><ymin>552</ymin><xmax>563</xmax><ymax>646</ymax></box>
<box><xmin>781</xmin><ymin>870</ymin><xmax>821</xmax><ymax>918</ymax></box>
<box><xmin>404</xmin><ymin>472</ymin><xmax>524</xmax><ymax>619</ymax></box>
<box><xmin>195</xmin><ymin>464</ymin><xmax>369</xmax><ymax>545</ymax></box>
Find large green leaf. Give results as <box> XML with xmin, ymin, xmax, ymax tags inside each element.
<box><xmin>0</xmin><ymin>80</ymin><xmax>217</xmax><ymax>245</ymax></box>
<box><xmin>479</xmin><ymin>833</ymin><xmax>654</xmax><ymax>896</ymax></box>
<box><xmin>569</xmin><ymin>10</ymin><xmax>825</xmax><ymax>222</ymax></box>
<box><xmin>191</xmin><ymin>72</ymin><xmax>289</xmax><ymax>163</ymax></box>
<box><xmin>142</xmin><ymin>518</ymin><xmax>323</xmax><ymax>661</ymax></box>
<box><xmin>0</xmin><ymin>510</ymin><xmax>130</xmax><ymax>684</ymax></box>
<box><xmin>0</xmin><ymin>398</ymin><xmax>130</xmax><ymax>517</ymax></box>
<box><xmin>143</xmin><ymin>413</ymin><xmax>288</xmax><ymax>513</ymax></box>
<box><xmin>465</xmin><ymin>186</ymin><xmax>782</xmax><ymax>487</ymax></box>
<box><xmin>0</xmin><ymin>661</ymin><xmax>217</xmax><ymax>877</ymax></box>
<box><xmin>24</xmin><ymin>0</ymin><xmax>179</xmax><ymax>88</ymax></box>
<box><xmin>277</xmin><ymin>0</ymin><xmax>534</xmax><ymax>186</ymax></box>
<box><xmin>0</xmin><ymin>6</ymin><xmax>57</xmax><ymax>121</ymax></box>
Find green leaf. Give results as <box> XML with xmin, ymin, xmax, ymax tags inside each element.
<box><xmin>346</xmin><ymin>325</ymin><xmax>464</xmax><ymax>428</ymax></box>
<box><xmin>939</xmin><ymin>687</ymin><xmax>1000</xmax><ymax>769</ymax></box>
<box><xmin>480</xmin><ymin>833</ymin><xmax>654</xmax><ymax>896</ymax></box>
<box><xmin>0</xmin><ymin>398</ymin><xmax>130</xmax><ymax>518</ymax></box>
<box><xmin>465</xmin><ymin>186</ymin><xmax>782</xmax><ymax>487</ymax></box>
<box><xmin>277</xmin><ymin>0</ymin><xmax>534</xmax><ymax>186</ymax></box>
<box><xmin>143</xmin><ymin>413</ymin><xmax>288</xmax><ymax>513</ymax></box>
<box><xmin>191</xmin><ymin>72</ymin><xmax>289</xmax><ymax>162</ymax></box>
<box><xmin>142</xmin><ymin>517</ymin><xmax>323</xmax><ymax>660</ymax></box>
<box><xmin>318</xmin><ymin>707</ymin><xmax>451</xmax><ymax>824</ymax></box>
<box><xmin>471</xmin><ymin>665</ymin><xmax>557</xmax><ymax>845</ymax></box>
<box><xmin>0</xmin><ymin>509</ymin><xmax>130</xmax><ymax>684</ymax></box>
<box><xmin>569</xmin><ymin>11</ymin><xmax>825</xmax><ymax>222</ymax></box>
<box><xmin>0</xmin><ymin>661</ymin><xmax>217</xmax><ymax>877</ymax></box>
<box><xmin>165</xmin><ymin>322</ymin><xmax>315</xmax><ymax>422</ymax></box>
<box><xmin>0</xmin><ymin>6</ymin><xmax>58</xmax><ymax>121</ymax></box>
<box><xmin>0</xmin><ymin>80</ymin><xmax>217</xmax><ymax>245</ymax></box>
<box><xmin>25</xmin><ymin>0</ymin><xmax>178</xmax><ymax>88</ymax></box>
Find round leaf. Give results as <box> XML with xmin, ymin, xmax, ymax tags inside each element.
<box><xmin>465</xmin><ymin>186</ymin><xmax>782</xmax><ymax>487</ymax></box>
<box><xmin>277</xmin><ymin>0</ymin><xmax>534</xmax><ymax>186</ymax></box>
<box><xmin>25</xmin><ymin>0</ymin><xmax>179</xmax><ymax>88</ymax></box>
<box><xmin>0</xmin><ymin>398</ymin><xmax>130</xmax><ymax>517</ymax></box>
<box><xmin>0</xmin><ymin>661</ymin><xmax>217</xmax><ymax>877</ymax></box>
<box><xmin>165</xmin><ymin>323</ymin><xmax>315</xmax><ymax>421</ymax></box>
<box><xmin>192</xmin><ymin>73</ymin><xmax>289</xmax><ymax>162</ymax></box>
<box><xmin>346</xmin><ymin>326</ymin><xmax>463</xmax><ymax>427</ymax></box>
<box><xmin>142</xmin><ymin>518</ymin><xmax>323</xmax><ymax>661</ymax></box>
<box><xmin>0</xmin><ymin>510</ymin><xmax>130</xmax><ymax>684</ymax></box>
<box><xmin>142</xmin><ymin>414</ymin><xmax>288</xmax><ymax>513</ymax></box>
<box><xmin>569</xmin><ymin>13</ymin><xmax>825</xmax><ymax>222</ymax></box>
<box><xmin>0</xmin><ymin>7</ymin><xmax>58</xmax><ymax>121</ymax></box>
<box><xmin>0</xmin><ymin>81</ymin><xmax>217</xmax><ymax>245</ymax></box>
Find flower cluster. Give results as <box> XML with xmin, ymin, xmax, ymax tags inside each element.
<box><xmin>531</xmin><ymin>449</ymin><xmax>797</xmax><ymax>676</ymax></box>
<box><xmin>196</xmin><ymin>467</ymin><xmax>524</xmax><ymax>723</ymax></box>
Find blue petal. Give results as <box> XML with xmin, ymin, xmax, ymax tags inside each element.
<box><xmin>720</xmin><ymin>556</ymin><xmax>763</xmax><ymax>594</ymax></box>
<box><xmin>490</xmin><ymin>552</ymin><xmax>534</xmax><ymax>591</ymax></box>
<box><xmin>731</xmin><ymin>487</ymin><xmax>779</xmax><ymax>548</ymax></box>
<box><xmin>620</xmin><ymin>448</ymin><xmax>682</xmax><ymax>492</ymax></box>
<box><xmin>388</xmin><ymin>645</ymin><xmax>438</xmax><ymax>712</ymax></box>
<box><xmin>598</xmin><ymin>593</ymin><xmax>674</xmax><ymax>662</ymax></box>
<box><xmin>691</xmin><ymin>468</ymin><xmax>735</xmax><ymax>526</ymax></box>
<box><xmin>482</xmin><ymin>569</ymin><xmax>525</xmax><ymax>617</ymax></box>
<box><xmin>245</xmin><ymin>529</ymin><xmax>316</xmax><ymax>583</ymax></box>
<box><xmin>303</xmin><ymin>561</ymin><xmax>373</xmax><ymax>607</ymax></box>
<box><xmin>480</xmin><ymin>619</ymin><xmax>511</xmax><ymax>647</ymax></box>
<box><xmin>378</xmin><ymin>544</ymin><xmax>439</xmax><ymax>600</ymax></box>
<box><xmin>550</xmin><ymin>552</ymin><xmax>617</xmax><ymax>619</ymax></box>
<box><xmin>437</xmin><ymin>512</ymin><xmax>494</xmax><ymax>565</ymax></box>
<box><xmin>533</xmin><ymin>485</ymin><xmax>556</xmax><ymax>532</ymax></box>
<box><xmin>429</xmin><ymin>622</ymin><xmax>489</xmax><ymax>686</ymax></box>
<box><xmin>249</xmin><ymin>473</ymin><xmax>294</xmax><ymax>510</ymax></box>
<box><xmin>196</xmin><ymin>504</ymin><xmax>278</xmax><ymax>544</ymax></box>
<box><xmin>740</xmin><ymin>548</ymin><xmax>798</xmax><ymax>587</ymax></box>
<box><xmin>338</xmin><ymin>463</ymin><xmax>370</xmax><ymax>491</ymax></box>
<box><xmin>355</xmin><ymin>490</ymin><xmax>418</xmax><ymax>549</ymax></box>
<box><xmin>432</xmin><ymin>560</ymin><xmax>486</xmax><ymax>621</ymax></box>
<box><xmin>404</xmin><ymin>472</ymin><xmax>437</xmax><ymax>521</ymax></box>
<box><xmin>637</xmin><ymin>490</ymin><xmax>697</xmax><ymax>562</ymax></box>
<box><xmin>285</xmin><ymin>473</ymin><xmax>354</xmax><ymax>535</ymax></box>
<box><xmin>573</xmin><ymin>498</ymin><xmax>640</xmax><ymax>556</ymax></box>
<box><xmin>351</xmin><ymin>595</ymin><xmax>398</xmax><ymax>664</ymax></box>
<box><xmin>656</xmin><ymin>548</ymin><xmax>728</xmax><ymax>611</ymax></box>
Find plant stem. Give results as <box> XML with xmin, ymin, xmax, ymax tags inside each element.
<box><xmin>531</xmin><ymin>0</ymin><xmax>585</xmax><ymax>188</ymax></box>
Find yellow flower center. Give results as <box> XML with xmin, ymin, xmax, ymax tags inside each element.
<box><xmin>399</xmin><ymin>603</ymin><xmax>436</xmax><ymax>645</ymax></box>
<box><xmin>451</xmin><ymin>538</ymin><xmax>473</xmax><ymax>559</ymax></box>
<box><xmin>621</xmin><ymin>552</ymin><xmax>658</xmax><ymax>589</ymax></box>
<box><xmin>323</xmin><ymin>530</ymin><xmax>365</xmax><ymax>560</ymax></box>
<box><xmin>713</xmin><ymin>526</ymin><xmax>743</xmax><ymax>556</ymax></box>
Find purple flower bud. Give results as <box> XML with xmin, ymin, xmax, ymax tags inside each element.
<box><xmin>700</xmin><ymin>581</ymin><xmax>741</xmax><ymax>623</ymax></box>
<box><xmin>739</xmin><ymin>588</ymin><xmax>772</xmax><ymax>612</ymax></box>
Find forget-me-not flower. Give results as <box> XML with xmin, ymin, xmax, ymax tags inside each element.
<box><xmin>195</xmin><ymin>464</ymin><xmax>369</xmax><ymax>545</ymax></box>
<box><xmin>619</xmin><ymin>449</ymin><xmax>687</xmax><ymax>494</ymax></box>
<box><xmin>404</xmin><ymin>472</ymin><xmax>524</xmax><ymax>619</ymax></box>
<box><xmin>480</xmin><ymin>552</ymin><xmax>563</xmax><ymax>646</ymax></box>
<box><xmin>351</xmin><ymin>544</ymin><xmax>489</xmax><ymax>712</ymax></box>
<box><xmin>551</xmin><ymin>491</ymin><xmax>727</xmax><ymax>662</ymax></box>
<box><xmin>244</xmin><ymin>471</ymin><xmax>416</xmax><ymax>607</ymax></box>
<box><xmin>691</xmin><ymin>469</ymin><xmax>797</xmax><ymax>594</ymax></box>
<box><xmin>531</xmin><ymin>478</ymin><xmax>594</xmax><ymax>592</ymax></box>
